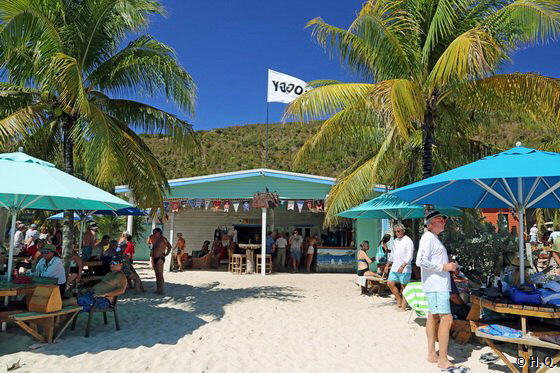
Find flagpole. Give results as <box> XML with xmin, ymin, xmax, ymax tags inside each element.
<box><xmin>265</xmin><ymin>102</ymin><xmax>270</xmax><ymax>168</ymax></box>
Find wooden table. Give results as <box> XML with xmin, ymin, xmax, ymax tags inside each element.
<box><xmin>469</xmin><ymin>295</ymin><xmax>560</xmax><ymax>373</ymax></box>
<box><xmin>238</xmin><ymin>244</ymin><xmax>261</xmax><ymax>274</ymax></box>
<box><xmin>0</xmin><ymin>282</ymin><xmax>38</xmax><ymax>298</ymax></box>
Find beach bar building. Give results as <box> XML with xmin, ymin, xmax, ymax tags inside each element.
<box><xmin>116</xmin><ymin>169</ymin><xmax>385</xmax><ymax>274</ymax></box>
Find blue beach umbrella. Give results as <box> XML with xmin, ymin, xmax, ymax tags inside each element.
<box><xmin>338</xmin><ymin>193</ymin><xmax>462</xmax><ymax>220</ymax></box>
<box><xmin>391</xmin><ymin>144</ymin><xmax>560</xmax><ymax>283</ymax></box>
<box><xmin>0</xmin><ymin>151</ymin><xmax>132</xmax><ymax>282</ymax></box>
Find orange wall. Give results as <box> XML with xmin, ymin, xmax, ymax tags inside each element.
<box><xmin>481</xmin><ymin>209</ymin><xmax>520</xmax><ymax>233</ymax></box>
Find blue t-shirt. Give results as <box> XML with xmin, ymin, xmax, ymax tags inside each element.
<box><xmin>266</xmin><ymin>235</ymin><xmax>275</xmax><ymax>254</ymax></box>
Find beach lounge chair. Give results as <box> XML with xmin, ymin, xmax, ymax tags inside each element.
<box><xmin>191</xmin><ymin>252</ymin><xmax>213</xmax><ymax>269</ymax></box>
<box><xmin>402</xmin><ymin>282</ymin><xmax>428</xmax><ymax>323</ymax></box>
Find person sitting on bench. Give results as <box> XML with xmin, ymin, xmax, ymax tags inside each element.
<box><xmin>27</xmin><ymin>244</ymin><xmax>66</xmax><ymax>296</ymax></box>
<box><xmin>64</xmin><ymin>257</ymin><xmax>127</xmax><ymax>311</ymax></box>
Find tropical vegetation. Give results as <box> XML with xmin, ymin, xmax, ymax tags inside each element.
<box><xmin>285</xmin><ymin>0</ymin><xmax>560</xmax><ymax>225</ymax></box>
<box><xmin>0</xmin><ymin>0</ymin><xmax>196</xmax><ymax>258</ymax></box>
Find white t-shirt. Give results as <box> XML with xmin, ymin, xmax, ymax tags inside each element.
<box><xmin>14</xmin><ymin>230</ymin><xmax>24</xmax><ymax>249</ymax></box>
<box><xmin>276</xmin><ymin>237</ymin><xmax>288</xmax><ymax>249</ymax></box>
<box><xmin>290</xmin><ymin>235</ymin><xmax>303</xmax><ymax>250</ymax></box>
<box><xmin>33</xmin><ymin>256</ymin><xmax>66</xmax><ymax>285</ymax></box>
<box><xmin>550</xmin><ymin>231</ymin><xmax>560</xmax><ymax>250</ymax></box>
<box><xmin>389</xmin><ymin>235</ymin><xmax>414</xmax><ymax>273</ymax></box>
<box><xmin>416</xmin><ymin>231</ymin><xmax>451</xmax><ymax>292</ymax></box>
<box><xmin>25</xmin><ymin>229</ymin><xmax>39</xmax><ymax>244</ymax></box>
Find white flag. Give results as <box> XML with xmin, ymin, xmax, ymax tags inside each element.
<box><xmin>267</xmin><ymin>69</ymin><xmax>310</xmax><ymax>104</ymax></box>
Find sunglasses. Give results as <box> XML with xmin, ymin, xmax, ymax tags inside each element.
<box><xmin>110</xmin><ymin>261</ymin><xmax>121</xmax><ymax>265</ymax></box>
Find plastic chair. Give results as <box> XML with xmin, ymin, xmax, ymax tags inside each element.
<box><xmin>402</xmin><ymin>282</ymin><xmax>428</xmax><ymax>323</ymax></box>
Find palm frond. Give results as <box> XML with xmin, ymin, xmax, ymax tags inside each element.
<box><xmin>457</xmin><ymin>73</ymin><xmax>560</xmax><ymax>124</ymax></box>
<box><xmin>284</xmin><ymin>83</ymin><xmax>374</xmax><ymax>122</ymax></box>
<box><xmin>323</xmin><ymin>126</ymin><xmax>398</xmax><ymax>226</ymax></box>
<box><xmin>89</xmin><ymin>91</ymin><xmax>199</xmax><ymax>150</ymax></box>
<box><xmin>46</xmin><ymin>52</ymin><xmax>90</xmax><ymax>116</ymax></box>
<box><xmin>485</xmin><ymin>0</ymin><xmax>560</xmax><ymax>48</ymax></box>
<box><xmin>0</xmin><ymin>104</ymin><xmax>46</xmax><ymax>143</ymax></box>
<box><xmin>428</xmin><ymin>28</ymin><xmax>506</xmax><ymax>89</ymax></box>
<box><xmin>87</xmin><ymin>35</ymin><xmax>196</xmax><ymax>115</ymax></box>
<box><xmin>73</xmin><ymin>102</ymin><xmax>169</xmax><ymax>209</ymax></box>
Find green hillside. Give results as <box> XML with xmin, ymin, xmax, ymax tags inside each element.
<box><xmin>141</xmin><ymin>120</ymin><xmax>551</xmax><ymax>181</ymax></box>
<box><xmin>140</xmin><ymin>121</ymin><xmax>360</xmax><ymax>179</ymax></box>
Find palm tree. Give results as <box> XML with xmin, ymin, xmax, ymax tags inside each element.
<box><xmin>0</xmin><ymin>0</ymin><xmax>196</xmax><ymax>258</ymax></box>
<box><xmin>286</xmin><ymin>0</ymin><xmax>560</xmax><ymax>225</ymax></box>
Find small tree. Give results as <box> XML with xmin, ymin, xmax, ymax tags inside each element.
<box><xmin>440</xmin><ymin>209</ymin><xmax>517</xmax><ymax>284</ymax></box>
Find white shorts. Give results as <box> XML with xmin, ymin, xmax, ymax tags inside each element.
<box><xmin>307</xmin><ymin>246</ymin><xmax>314</xmax><ymax>254</ymax></box>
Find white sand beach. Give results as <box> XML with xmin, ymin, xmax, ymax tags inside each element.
<box><xmin>1</xmin><ymin>264</ymin><xmax>558</xmax><ymax>373</ymax></box>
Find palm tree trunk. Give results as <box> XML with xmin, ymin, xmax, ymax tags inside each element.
<box><xmin>422</xmin><ymin>96</ymin><xmax>436</xmax><ymax>180</ymax></box>
<box><xmin>62</xmin><ymin>116</ymin><xmax>75</xmax><ymax>261</ymax></box>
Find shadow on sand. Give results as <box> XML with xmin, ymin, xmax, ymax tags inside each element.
<box><xmin>4</xmin><ymin>279</ymin><xmax>302</xmax><ymax>357</ymax></box>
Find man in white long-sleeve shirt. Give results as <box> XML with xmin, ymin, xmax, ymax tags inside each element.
<box><xmin>416</xmin><ymin>210</ymin><xmax>459</xmax><ymax>371</ymax></box>
<box><xmin>385</xmin><ymin>222</ymin><xmax>414</xmax><ymax>311</ymax></box>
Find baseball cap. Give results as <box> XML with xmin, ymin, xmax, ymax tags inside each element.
<box><xmin>30</xmin><ymin>224</ymin><xmax>37</xmax><ymax>228</ymax></box>
<box><xmin>40</xmin><ymin>244</ymin><xmax>57</xmax><ymax>253</ymax></box>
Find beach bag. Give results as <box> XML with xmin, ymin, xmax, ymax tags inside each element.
<box><xmin>509</xmin><ymin>284</ymin><xmax>542</xmax><ymax>305</ymax></box>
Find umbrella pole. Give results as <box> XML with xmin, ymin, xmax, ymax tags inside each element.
<box><xmin>6</xmin><ymin>211</ymin><xmax>17</xmax><ymax>282</ymax></box>
<box><xmin>78</xmin><ymin>220</ymin><xmax>84</xmax><ymax>256</ymax></box>
<box><xmin>2</xmin><ymin>211</ymin><xmax>17</xmax><ymax>332</ymax></box>
<box><xmin>518</xmin><ymin>207</ymin><xmax>525</xmax><ymax>284</ymax></box>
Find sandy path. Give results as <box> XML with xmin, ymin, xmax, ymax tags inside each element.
<box><xmin>1</xmin><ymin>264</ymin><xmax>558</xmax><ymax>373</ymax></box>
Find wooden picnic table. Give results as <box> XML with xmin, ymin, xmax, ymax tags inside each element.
<box><xmin>83</xmin><ymin>260</ymin><xmax>103</xmax><ymax>267</ymax></box>
<box><xmin>0</xmin><ymin>282</ymin><xmax>37</xmax><ymax>298</ymax></box>
<box><xmin>469</xmin><ymin>295</ymin><xmax>560</xmax><ymax>373</ymax></box>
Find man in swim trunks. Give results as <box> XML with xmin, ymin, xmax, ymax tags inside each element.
<box><xmin>173</xmin><ymin>232</ymin><xmax>186</xmax><ymax>272</ymax></box>
<box><xmin>151</xmin><ymin>228</ymin><xmax>172</xmax><ymax>294</ymax></box>
<box><xmin>416</xmin><ymin>211</ymin><xmax>463</xmax><ymax>371</ymax></box>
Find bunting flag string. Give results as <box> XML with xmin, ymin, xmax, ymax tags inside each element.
<box><xmin>287</xmin><ymin>200</ymin><xmax>295</xmax><ymax>210</ymax></box>
<box><xmin>205</xmin><ymin>200</ymin><xmax>211</xmax><ymax>210</ymax></box>
<box><xmin>195</xmin><ymin>199</ymin><xmax>203</xmax><ymax>208</ymax></box>
<box><xmin>296</xmin><ymin>200</ymin><xmax>304</xmax><ymax>212</ymax></box>
<box><xmin>212</xmin><ymin>200</ymin><xmax>222</xmax><ymax>211</ymax></box>
<box><xmin>306</xmin><ymin>200</ymin><xmax>313</xmax><ymax>210</ymax></box>
<box><xmin>233</xmin><ymin>201</ymin><xmax>240</xmax><ymax>212</ymax></box>
<box><xmin>315</xmin><ymin>200</ymin><xmax>324</xmax><ymax>212</ymax></box>
<box><xmin>242</xmin><ymin>201</ymin><xmax>251</xmax><ymax>212</ymax></box>
<box><xmin>224</xmin><ymin>201</ymin><xmax>231</xmax><ymax>212</ymax></box>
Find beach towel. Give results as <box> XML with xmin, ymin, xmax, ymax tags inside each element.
<box><xmin>478</xmin><ymin>324</ymin><xmax>522</xmax><ymax>338</ymax></box>
<box><xmin>402</xmin><ymin>282</ymin><xmax>428</xmax><ymax>321</ymax></box>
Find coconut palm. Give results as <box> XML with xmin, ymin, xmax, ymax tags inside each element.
<box><xmin>286</xmin><ymin>0</ymin><xmax>560</xmax><ymax>225</ymax></box>
<box><xmin>0</xmin><ymin>0</ymin><xmax>196</xmax><ymax>257</ymax></box>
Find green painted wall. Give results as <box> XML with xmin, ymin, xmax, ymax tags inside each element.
<box><xmin>355</xmin><ymin>218</ymin><xmax>382</xmax><ymax>272</ymax></box>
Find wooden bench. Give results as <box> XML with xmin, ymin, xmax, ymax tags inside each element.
<box><xmin>475</xmin><ymin>329</ymin><xmax>560</xmax><ymax>373</ymax></box>
<box><xmin>9</xmin><ymin>306</ymin><xmax>82</xmax><ymax>343</ymax></box>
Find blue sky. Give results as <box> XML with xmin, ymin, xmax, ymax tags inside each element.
<box><xmin>145</xmin><ymin>1</ymin><xmax>560</xmax><ymax>131</ymax></box>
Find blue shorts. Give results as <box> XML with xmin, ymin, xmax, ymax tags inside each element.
<box><xmin>387</xmin><ymin>271</ymin><xmax>411</xmax><ymax>284</ymax></box>
<box><xmin>426</xmin><ymin>291</ymin><xmax>451</xmax><ymax>314</ymax></box>
<box><xmin>77</xmin><ymin>292</ymin><xmax>110</xmax><ymax>312</ymax></box>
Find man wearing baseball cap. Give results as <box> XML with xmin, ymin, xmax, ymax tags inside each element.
<box><xmin>416</xmin><ymin>210</ymin><xmax>465</xmax><ymax>372</ymax></box>
<box><xmin>29</xmin><ymin>244</ymin><xmax>66</xmax><ymax>296</ymax></box>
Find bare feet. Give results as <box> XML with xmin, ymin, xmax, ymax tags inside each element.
<box><xmin>437</xmin><ymin>359</ymin><xmax>454</xmax><ymax>369</ymax></box>
<box><xmin>427</xmin><ymin>353</ymin><xmax>439</xmax><ymax>363</ymax></box>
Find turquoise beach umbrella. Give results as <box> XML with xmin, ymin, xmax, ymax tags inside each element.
<box><xmin>0</xmin><ymin>151</ymin><xmax>132</xmax><ymax>282</ymax></box>
<box><xmin>391</xmin><ymin>145</ymin><xmax>560</xmax><ymax>283</ymax></box>
<box><xmin>338</xmin><ymin>193</ymin><xmax>462</xmax><ymax>220</ymax></box>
